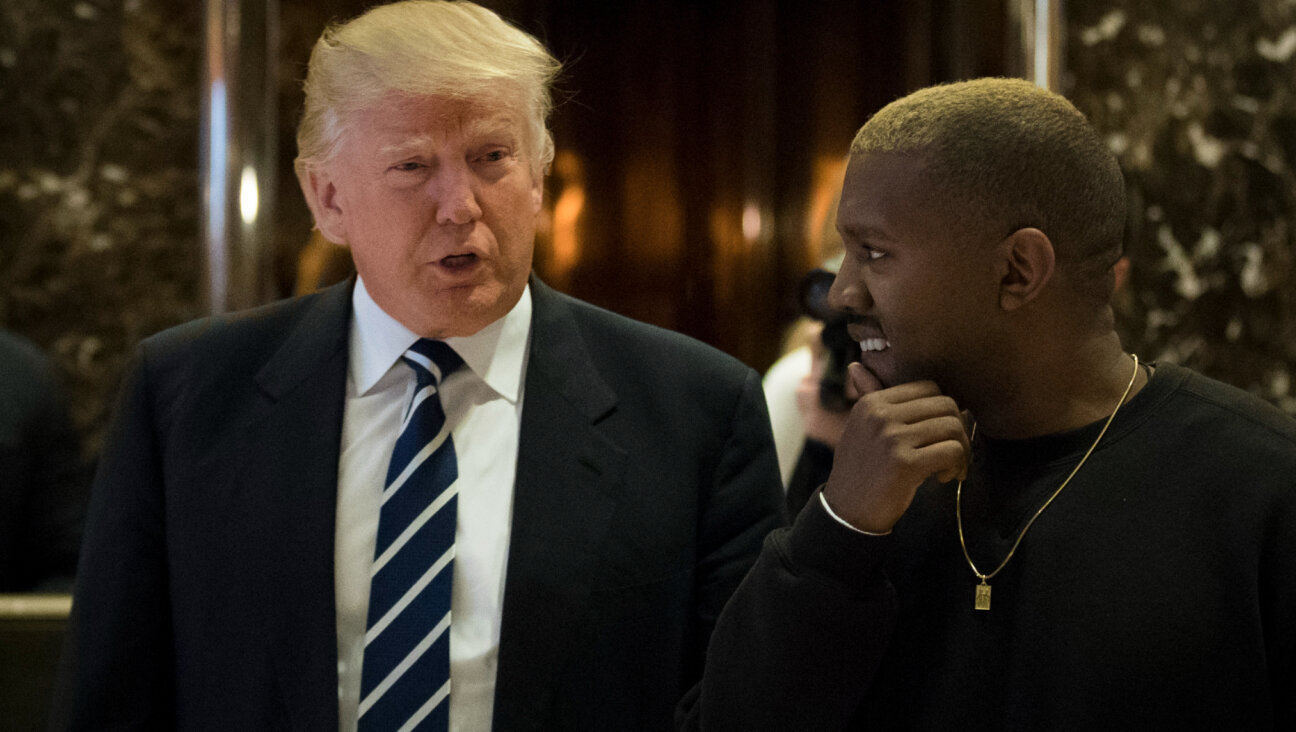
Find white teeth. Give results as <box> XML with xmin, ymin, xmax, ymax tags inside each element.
<box><xmin>859</xmin><ymin>338</ymin><xmax>890</xmax><ymax>353</ymax></box>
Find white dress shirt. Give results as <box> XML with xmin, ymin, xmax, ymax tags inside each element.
<box><xmin>336</xmin><ymin>277</ymin><xmax>530</xmax><ymax>732</ymax></box>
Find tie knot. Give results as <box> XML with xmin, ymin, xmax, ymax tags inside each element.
<box><xmin>403</xmin><ymin>339</ymin><xmax>463</xmax><ymax>387</ymax></box>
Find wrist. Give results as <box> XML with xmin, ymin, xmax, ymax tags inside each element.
<box><xmin>820</xmin><ymin>482</ymin><xmax>897</xmax><ymax>535</ymax></box>
<box><xmin>819</xmin><ymin>491</ymin><xmax>892</xmax><ymax>536</ymax></box>
<box><xmin>781</xmin><ymin>487</ymin><xmax>894</xmax><ymax>590</ymax></box>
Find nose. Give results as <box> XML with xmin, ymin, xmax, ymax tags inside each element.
<box><xmin>826</xmin><ymin>259</ymin><xmax>871</xmax><ymax>315</ymax></box>
<box><xmin>431</xmin><ymin>163</ymin><xmax>482</xmax><ymax>226</ymax></box>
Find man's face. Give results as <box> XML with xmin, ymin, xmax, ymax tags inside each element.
<box><xmin>828</xmin><ymin>151</ymin><xmax>1002</xmax><ymax>394</ymax></box>
<box><xmin>307</xmin><ymin>92</ymin><xmax>543</xmax><ymax>338</ymax></box>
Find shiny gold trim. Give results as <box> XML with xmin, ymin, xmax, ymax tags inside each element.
<box><xmin>0</xmin><ymin>594</ymin><xmax>72</xmax><ymax>619</ymax></box>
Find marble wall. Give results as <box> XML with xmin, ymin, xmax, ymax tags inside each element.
<box><xmin>1067</xmin><ymin>0</ymin><xmax>1296</xmax><ymax>414</ymax></box>
<box><xmin>0</xmin><ymin>0</ymin><xmax>203</xmax><ymax>454</ymax></box>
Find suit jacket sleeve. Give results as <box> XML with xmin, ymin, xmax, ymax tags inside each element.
<box><xmin>52</xmin><ymin>345</ymin><xmax>176</xmax><ymax>729</ymax></box>
<box><xmin>676</xmin><ymin>491</ymin><xmax>898</xmax><ymax>731</ymax></box>
<box><xmin>690</xmin><ymin>368</ymin><xmax>792</xmax><ymax>677</ymax></box>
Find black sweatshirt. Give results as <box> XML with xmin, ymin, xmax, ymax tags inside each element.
<box><xmin>680</xmin><ymin>362</ymin><xmax>1296</xmax><ymax>731</ymax></box>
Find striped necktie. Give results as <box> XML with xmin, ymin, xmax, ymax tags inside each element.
<box><xmin>358</xmin><ymin>339</ymin><xmax>463</xmax><ymax>732</ymax></box>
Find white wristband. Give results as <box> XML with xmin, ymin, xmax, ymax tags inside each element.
<box><xmin>819</xmin><ymin>491</ymin><xmax>892</xmax><ymax>537</ymax></box>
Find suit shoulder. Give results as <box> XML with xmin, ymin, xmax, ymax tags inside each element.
<box><xmin>0</xmin><ymin>330</ymin><xmax>65</xmax><ymax>413</ymax></box>
<box><xmin>139</xmin><ymin>285</ymin><xmax>345</xmax><ymax>371</ymax></box>
<box><xmin>557</xmin><ymin>291</ymin><xmax>752</xmax><ymax>378</ymax></box>
<box><xmin>0</xmin><ymin>330</ymin><xmax>56</xmax><ymax>383</ymax></box>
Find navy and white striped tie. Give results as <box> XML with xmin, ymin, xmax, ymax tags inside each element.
<box><xmin>359</xmin><ymin>339</ymin><xmax>463</xmax><ymax>732</ymax></box>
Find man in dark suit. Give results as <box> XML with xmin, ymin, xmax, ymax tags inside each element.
<box><xmin>54</xmin><ymin>2</ymin><xmax>784</xmax><ymax>729</ymax></box>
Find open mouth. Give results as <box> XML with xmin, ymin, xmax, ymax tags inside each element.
<box><xmin>847</xmin><ymin>320</ymin><xmax>889</xmax><ymax>354</ymax></box>
<box><xmin>439</xmin><ymin>253</ymin><xmax>479</xmax><ymax>269</ymax></box>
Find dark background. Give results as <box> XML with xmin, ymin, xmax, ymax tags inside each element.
<box><xmin>2</xmin><ymin>0</ymin><xmax>1294</xmax><ymax>461</ymax></box>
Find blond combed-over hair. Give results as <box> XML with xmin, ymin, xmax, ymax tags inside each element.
<box><xmin>294</xmin><ymin>0</ymin><xmax>562</xmax><ymax>179</ymax></box>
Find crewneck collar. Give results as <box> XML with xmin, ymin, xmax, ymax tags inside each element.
<box><xmin>972</xmin><ymin>361</ymin><xmax>1184</xmax><ymax>473</ymax></box>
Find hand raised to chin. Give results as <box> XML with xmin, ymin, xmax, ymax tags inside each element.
<box><xmin>822</xmin><ymin>362</ymin><xmax>970</xmax><ymax>534</ymax></box>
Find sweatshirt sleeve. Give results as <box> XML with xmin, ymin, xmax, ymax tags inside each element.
<box><xmin>676</xmin><ymin>488</ymin><xmax>898</xmax><ymax>731</ymax></box>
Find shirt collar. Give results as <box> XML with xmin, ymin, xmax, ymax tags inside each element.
<box><xmin>349</xmin><ymin>276</ymin><xmax>532</xmax><ymax>402</ymax></box>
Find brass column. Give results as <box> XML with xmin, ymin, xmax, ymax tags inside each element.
<box><xmin>200</xmin><ymin>0</ymin><xmax>279</xmax><ymax>314</ymax></box>
<box><xmin>1011</xmin><ymin>0</ymin><xmax>1064</xmax><ymax>90</ymax></box>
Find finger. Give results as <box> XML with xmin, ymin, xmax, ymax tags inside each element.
<box><xmin>845</xmin><ymin>362</ymin><xmax>883</xmax><ymax>400</ymax></box>
<box><xmin>908</xmin><ymin>439</ymin><xmax>970</xmax><ymax>485</ymax></box>
<box><xmin>957</xmin><ymin>411</ymin><xmax>972</xmax><ymax>479</ymax></box>
<box><xmin>908</xmin><ymin>415</ymin><xmax>971</xmax><ymax>481</ymax></box>
<box><xmin>895</xmin><ymin>414</ymin><xmax>969</xmax><ymax>449</ymax></box>
<box><xmin>870</xmin><ymin>380</ymin><xmax>946</xmax><ymax>404</ymax></box>
<box><xmin>870</xmin><ymin>394</ymin><xmax>962</xmax><ymax>426</ymax></box>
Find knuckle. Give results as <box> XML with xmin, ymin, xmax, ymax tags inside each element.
<box><xmin>879</xmin><ymin>422</ymin><xmax>908</xmax><ymax>448</ymax></box>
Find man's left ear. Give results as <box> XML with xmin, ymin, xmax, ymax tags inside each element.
<box><xmin>998</xmin><ymin>227</ymin><xmax>1055</xmax><ymax>311</ymax></box>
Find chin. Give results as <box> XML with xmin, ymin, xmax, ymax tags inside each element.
<box><xmin>425</xmin><ymin>283</ymin><xmax>519</xmax><ymax>337</ymax></box>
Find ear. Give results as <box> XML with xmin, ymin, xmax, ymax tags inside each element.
<box><xmin>297</xmin><ymin>165</ymin><xmax>347</xmax><ymax>245</ymax></box>
<box><xmin>998</xmin><ymin>227</ymin><xmax>1055</xmax><ymax>311</ymax></box>
<box><xmin>529</xmin><ymin>170</ymin><xmax>544</xmax><ymax>215</ymax></box>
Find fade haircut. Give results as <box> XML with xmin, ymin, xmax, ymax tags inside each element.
<box><xmin>852</xmin><ymin>78</ymin><xmax>1126</xmax><ymax>304</ymax></box>
<box><xmin>294</xmin><ymin>0</ymin><xmax>562</xmax><ymax>180</ymax></box>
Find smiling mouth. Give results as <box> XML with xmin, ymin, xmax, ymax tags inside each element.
<box><xmin>859</xmin><ymin>338</ymin><xmax>890</xmax><ymax>353</ymax></box>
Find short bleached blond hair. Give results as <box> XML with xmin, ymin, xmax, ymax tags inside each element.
<box><xmin>294</xmin><ymin>0</ymin><xmax>561</xmax><ymax>179</ymax></box>
<box><xmin>853</xmin><ymin>78</ymin><xmax>1126</xmax><ymax>303</ymax></box>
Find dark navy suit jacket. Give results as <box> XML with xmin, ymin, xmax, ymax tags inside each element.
<box><xmin>53</xmin><ymin>277</ymin><xmax>785</xmax><ymax>730</ymax></box>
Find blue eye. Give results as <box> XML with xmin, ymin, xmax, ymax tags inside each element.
<box><xmin>391</xmin><ymin>161</ymin><xmax>423</xmax><ymax>172</ymax></box>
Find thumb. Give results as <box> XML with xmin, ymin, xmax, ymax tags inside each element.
<box><xmin>845</xmin><ymin>362</ymin><xmax>883</xmax><ymax>400</ymax></box>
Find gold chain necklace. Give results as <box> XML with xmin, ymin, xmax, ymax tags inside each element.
<box><xmin>956</xmin><ymin>354</ymin><xmax>1139</xmax><ymax>611</ymax></box>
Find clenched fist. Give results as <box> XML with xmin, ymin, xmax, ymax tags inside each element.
<box><xmin>822</xmin><ymin>363</ymin><xmax>970</xmax><ymax>534</ymax></box>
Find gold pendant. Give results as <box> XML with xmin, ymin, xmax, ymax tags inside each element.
<box><xmin>974</xmin><ymin>579</ymin><xmax>991</xmax><ymax>611</ymax></box>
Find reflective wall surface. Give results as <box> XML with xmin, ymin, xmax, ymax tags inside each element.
<box><xmin>0</xmin><ymin>0</ymin><xmax>204</xmax><ymax>457</ymax></box>
<box><xmin>1068</xmin><ymin>0</ymin><xmax>1296</xmax><ymax>411</ymax></box>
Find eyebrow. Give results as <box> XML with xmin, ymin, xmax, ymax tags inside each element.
<box><xmin>838</xmin><ymin>224</ymin><xmax>896</xmax><ymax>242</ymax></box>
<box><xmin>377</xmin><ymin>136</ymin><xmax>436</xmax><ymax>158</ymax></box>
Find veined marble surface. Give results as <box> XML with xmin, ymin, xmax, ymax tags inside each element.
<box><xmin>1067</xmin><ymin>0</ymin><xmax>1296</xmax><ymax>414</ymax></box>
<box><xmin>0</xmin><ymin>0</ymin><xmax>203</xmax><ymax>453</ymax></box>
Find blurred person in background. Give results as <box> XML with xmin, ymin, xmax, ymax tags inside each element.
<box><xmin>0</xmin><ymin>328</ymin><xmax>87</xmax><ymax>593</ymax></box>
<box><xmin>782</xmin><ymin>263</ymin><xmax>853</xmax><ymax>518</ymax></box>
<box><xmin>763</xmin><ymin>181</ymin><xmax>851</xmax><ymax>508</ymax></box>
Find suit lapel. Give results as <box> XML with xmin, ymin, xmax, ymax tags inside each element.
<box><xmin>240</xmin><ymin>280</ymin><xmax>353</xmax><ymax>731</ymax></box>
<box><xmin>492</xmin><ymin>279</ymin><xmax>626</xmax><ymax>731</ymax></box>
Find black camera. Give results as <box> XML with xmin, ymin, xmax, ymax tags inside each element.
<box><xmin>798</xmin><ymin>269</ymin><xmax>855</xmax><ymax>413</ymax></box>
